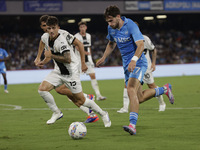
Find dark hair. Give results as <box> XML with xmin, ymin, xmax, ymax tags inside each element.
<box><xmin>46</xmin><ymin>16</ymin><xmax>59</xmax><ymax>26</ymax></box>
<box><xmin>39</xmin><ymin>15</ymin><xmax>49</xmax><ymax>23</ymax></box>
<box><xmin>104</xmin><ymin>5</ymin><xmax>120</xmax><ymax>19</ymax></box>
<box><xmin>78</xmin><ymin>21</ymin><xmax>87</xmax><ymax>27</ymax></box>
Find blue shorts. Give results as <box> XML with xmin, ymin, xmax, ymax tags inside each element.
<box><xmin>124</xmin><ymin>64</ymin><xmax>147</xmax><ymax>87</ymax></box>
<box><xmin>0</xmin><ymin>67</ymin><xmax>6</xmax><ymax>74</ymax></box>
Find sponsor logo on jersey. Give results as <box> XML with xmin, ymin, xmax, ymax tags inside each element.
<box><xmin>114</xmin><ymin>37</ymin><xmax>131</xmax><ymax>43</ymax></box>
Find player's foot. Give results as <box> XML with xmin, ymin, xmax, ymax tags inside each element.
<box><xmin>163</xmin><ymin>83</ymin><xmax>174</xmax><ymax>104</ymax></box>
<box><xmin>85</xmin><ymin>114</ymin><xmax>99</xmax><ymax>123</ymax></box>
<box><xmin>97</xmin><ymin>96</ymin><xmax>106</xmax><ymax>101</ymax></box>
<box><xmin>46</xmin><ymin>112</ymin><xmax>63</xmax><ymax>125</ymax></box>
<box><xmin>123</xmin><ymin>124</ymin><xmax>136</xmax><ymax>135</ymax></box>
<box><xmin>87</xmin><ymin>94</ymin><xmax>95</xmax><ymax>101</ymax></box>
<box><xmin>117</xmin><ymin>107</ymin><xmax>128</xmax><ymax>113</ymax></box>
<box><xmin>4</xmin><ymin>90</ymin><xmax>9</xmax><ymax>93</ymax></box>
<box><xmin>158</xmin><ymin>103</ymin><xmax>166</xmax><ymax>112</ymax></box>
<box><xmin>101</xmin><ymin>111</ymin><xmax>111</xmax><ymax>127</ymax></box>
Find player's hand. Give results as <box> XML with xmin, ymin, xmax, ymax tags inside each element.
<box><xmin>44</xmin><ymin>47</ymin><xmax>52</xmax><ymax>58</ymax></box>
<box><xmin>96</xmin><ymin>57</ymin><xmax>105</xmax><ymax>67</ymax></box>
<box><xmin>34</xmin><ymin>57</ymin><xmax>41</xmax><ymax>66</ymax></box>
<box><xmin>81</xmin><ymin>62</ymin><xmax>88</xmax><ymax>72</ymax></box>
<box><xmin>37</xmin><ymin>61</ymin><xmax>44</xmax><ymax>68</ymax></box>
<box><xmin>128</xmin><ymin>60</ymin><xmax>136</xmax><ymax>72</ymax></box>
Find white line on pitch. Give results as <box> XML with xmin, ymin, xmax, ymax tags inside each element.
<box><xmin>1</xmin><ymin>105</ymin><xmax>200</xmax><ymax>111</ymax></box>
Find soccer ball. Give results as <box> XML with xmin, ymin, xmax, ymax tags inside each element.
<box><xmin>68</xmin><ymin>122</ymin><xmax>87</xmax><ymax>139</ymax></box>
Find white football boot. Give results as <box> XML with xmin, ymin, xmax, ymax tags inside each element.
<box><xmin>101</xmin><ymin>111</ymin><xmax>111</xmax><ymax>127</ymax></box>
<box><xmin>4</xmin><ymin>90</ymin><xmax>9</xmax><ymax>93</ymax></box>
<box><xmin>96</xmin><ymin>95</ymin><xmax>106</xmax><ymax>101</ymax></box>
<box><xmin>117</xmin><ymin>107</ymin><xmax>128</xmax><ymax>113</ymax></box>
<box><xmin>158</xmin><ymin>103</ymin><xmax>166</xmax><ymax>112</ymax></box>
<box><xmin>46</xmin><ymin>112</ymin><xmax>63</xmax><ymax>125</ymax></box>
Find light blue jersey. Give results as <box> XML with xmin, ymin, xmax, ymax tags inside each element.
<box><xmin>106</xmin><ymin>16</ymin><xmax>147</xmax><ymax>85</ymax></box>
<box><xmin>0</xmin><ymin>48</ymin><xmax>8</xmax><ymax>74</ymax></box>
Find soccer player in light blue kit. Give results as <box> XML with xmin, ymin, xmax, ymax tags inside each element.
<box><xmin>0</xmin><ymin>45</ymin><xmax>9</xmax><ymax>93</ymax></box>
<box><xmin>97</xmin><ymin>5</ymin><xmax>174</xmax><ymax>135</ymax></box>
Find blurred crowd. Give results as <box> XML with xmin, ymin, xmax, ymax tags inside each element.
<box><xmin>0</xmin><ymin>29</ymin><xmax>200</xmax><ymax>70</ymax></box>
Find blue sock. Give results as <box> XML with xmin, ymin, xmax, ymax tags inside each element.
<box><xmin>4</xmin><ymin>85</ymin><xmax>7</xmax><ymax>90</ymax></box>
<box><xmin>154</xmin><ymin>87</ymin><xmax>164</xmax><ymax>97</ymax></box>
<box><xmin>129</xmin><ymin>112</ymin><xmax>138</xmax><ymax>126</ymax></box>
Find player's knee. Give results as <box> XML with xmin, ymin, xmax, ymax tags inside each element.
<box><xmin>127</xmin><ymin>87</ymin><xmax>137</xmax><ymax>95</ymax></box>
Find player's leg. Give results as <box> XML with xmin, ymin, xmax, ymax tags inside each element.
<box><xmin>55</xmin><ymin>83</ymin><xmax>98</xmax><ymax>122</ymax></box>
<box><xmin>117</xmin><ymin>84</ymin><xmax>129</xmax><ymax>113</ymax></box>
<box><xmin>138</xmin><ymin>84</ymin><xmax>174</xmax><ymax>104</ymax></box>
<box><xmin>147</xmin><ymin>83</ymin><xmax>166</xmax><ymax>111</ymax></box>
<box><xmin>55</xmin><ymin>84</ymin><xmax>71</xmax><ymax>95</ymax></box>
<box><xmin>38</xmin><ymin>71</ymin><xmax>63</xmax><ymax>124</ymax></box>
<box><xmin>55</xmin><ymin>84</ymin><xmax>95</xmax><ymax>101</ymax></box>
<box><xmin>123</xmin><ymin>78</ymin><xmax>140</xmax><ymax>135</ymax></box>
<box><xmin>144</xmin><ymin>72</ymin><xmax>166</xmax><ymax>111</ymax></box>
<box><xmin>71</xmin><ymin>91</ymin><xmax>111</xmax><ymax>127</ymax></box>
<box><xmin>123</xmin><ymin>64</ymin><xmax>148</xmax><ymax>135</ymax></box>
<box><xmin>2</xmin><ymin>73</ymin><xmax>8</xmax><ymax>93</ymax></box>
<box><xmin>87</xmin><ymin>63</ymin><xmax>106</xmax><ymax>100</ymax></box>
<box><xmin>38</xmin><ymin>80</ymin><xmax>63</xmax><ymax>124</ymax></box>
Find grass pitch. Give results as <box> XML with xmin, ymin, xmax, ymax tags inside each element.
<box><xmin>0</xmin><ymin>76</ymin><xmax>200</xmax><ymax>150</ymax></box>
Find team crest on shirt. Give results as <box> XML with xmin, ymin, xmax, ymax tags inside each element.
<box><xmin>125</xmin><ymin>31</ymin><xmax>128</xmax><ymax>35</ymax></box>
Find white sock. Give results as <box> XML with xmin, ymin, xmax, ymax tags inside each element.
<box><xmin>156</xmin><ymin>95</ymin><xmax>165</xmax><ymax>105</ymax></box>
<box><xmin>80</xmin><ymin>94</ymin><xmax>95</xmax><ymax>116</ymax></box>
<box><xmin>38</xmin><ymin>90</ymin><xmax>60</xmax><ymax>113</ymax></box>
<box><xmin>79</xmin><ymin>106</ymin><xmax>90</xmax><ymax>116</ymax></box>
<box><xmin>82</xmin><ymin>98</ymin><xmax>106</xmax><ymax>116</ymax></box>
<box><xmin>91</xmin><ymin>79</ymin><xmax>101</xmax><ymax>97</ymax></box>
<box><xmin>123</xmin><ymin>88</ymin><xmax>129</xmax><ymax>110</ymax></box>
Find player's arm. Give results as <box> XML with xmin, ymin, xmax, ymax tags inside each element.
<box><xmin>151</xmin><ymin>48</ymin><xmax>157</xmax><ymax>72</ymax></box>
<box><xmin>34</xmin><ymin>40</ymin><xmax>45</xmax><ymax>66</ymax></box>
<box><xmin>51</xmin><ymin>51</ymin><xmax>71</xmax><ymax>63</ymax></box>
<box><xmin>128</xmin><ymin>40</ymin><xmax>144</xmax><ymax>72</ymax></box>
<box><xmin>96</xmin><ymin>40</ymin><xmax>116</xmax><ymax>67</ymax></box>
<box><xmin>44</xmin><ymin>47</ymin><xmax>71</xmax><ymax>63</ymax></box>
<box><xmin>72</xmin><ymin>38</ymin><xmax>88</xmax><ymax>72</ymax></box>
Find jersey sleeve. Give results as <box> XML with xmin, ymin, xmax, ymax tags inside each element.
<box><xmin>64</xmin><ymin>31</ymin><xmax>76</xmax><ymax>45</ymax></box>
<box><xmin>128</xmin><ymin>20</ymin><xmax>144</xmax><ymax>42</ymax></box>
<box><xmin>59</xmin><ymin>39</ymin><xmax>70</xmax><ymax>54</ymax></box>
<box><xmin>106</xmin><ymin>26</ymin><xmax>115</xmax><ymax>42</ymax></box>
<box><xmin>143</xmin><ymin>35</ymin><xmax>155</xmax><ymax>50</ymax></box>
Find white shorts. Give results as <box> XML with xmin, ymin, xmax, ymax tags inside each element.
<box><xmin>143</xmin><ymin>71</ymin><xmax>154</xmax><ymax>84</ymax></box>
<box><xmin>44</xmin><ymin>70</ymin><xmax>82</xmax><ymax>94</ymax></box>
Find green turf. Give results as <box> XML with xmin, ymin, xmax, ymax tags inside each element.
<box><xmin>1</xmin><ymin>76</ymin><xmax>200</xmax><ymax>150</ymax></box>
